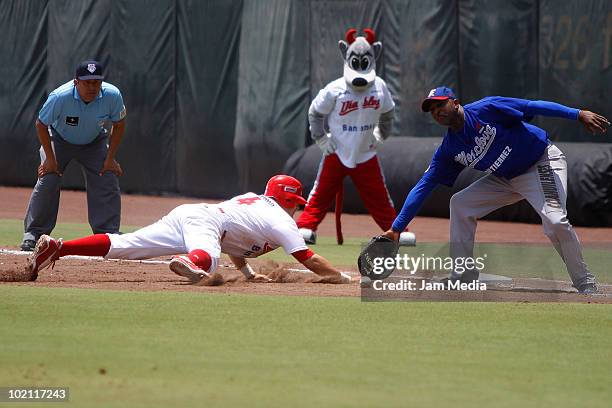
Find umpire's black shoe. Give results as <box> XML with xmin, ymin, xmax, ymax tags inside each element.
<box><xmin>577</xmin><ymin>282</ymin><xmax>598</xmax><ymax>294</ymax></box>
<box><xmin>20</xmin><ymin>239</ymin><xmax>37</xmax><ymax>252</ymax></box>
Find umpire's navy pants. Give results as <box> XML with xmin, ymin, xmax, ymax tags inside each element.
<box><xmin>22</xmin><ymin>130</ymin><xmax>120</xmax><ymax>242</ymax></box>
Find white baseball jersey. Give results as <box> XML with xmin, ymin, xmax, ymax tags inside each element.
<box><xmin>106</xmin><ymin>193</ymin><xmax>307</xmax><ymax>271</ymax></box>
<box><xmin>311</xmin><ymin>77</ymin><xmax>395</xmax><ymax>168</ymax></box>
<box><xmin>216</xmin><ymin>193</ymin><xmax>307</xmax><ymax>257</ymax></box>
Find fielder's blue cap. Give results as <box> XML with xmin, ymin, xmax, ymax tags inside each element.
<box><xmin>421</xmin><ymin>86</ymin><xmax>456</xmax><ymax>112</ymax></box>
<box><xmin>75</xmin><ymin>60</ymin><xmax>104</xmax><ymax>80</ymax></box>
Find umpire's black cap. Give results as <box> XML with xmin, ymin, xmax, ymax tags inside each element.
<box><xmin>75</xmin><ymin>60</ymin><xmax>104</xmax><ymax>80</ymax></box>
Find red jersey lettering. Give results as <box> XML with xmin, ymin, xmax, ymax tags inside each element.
<box><xmin>237</xmin><ymin>197</ymin><xmax>261</xmax><ymax>205</ymax></box>
<box><xmin>339</xmin><ymin>100</ymin><xmax>359</xmax><ymax>116</ymax></box>
<box><xmin>362</xmin><ymin>96</ymin><xmax>380</xmax><ymax>110</ymax></box>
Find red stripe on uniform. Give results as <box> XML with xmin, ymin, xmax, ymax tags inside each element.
<box><xmin>291</xmin><ymin>249</ymin><xmax>315</xmax><ymax>263</ymax></box>
<box><xmin>59</xmin><ymin>234</ymin><xmax>111</xmax><ymax>257</ymax></box>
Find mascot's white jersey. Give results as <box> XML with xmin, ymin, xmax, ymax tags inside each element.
<box><xmin>107</xmin><ymin>193</ymin><xmax>307</xmax><ymax>262</ymax></box>
<box><xmin>311</xmin><ymin>76</ymin><xmax>394</xmax><ymax>168</ymax></box>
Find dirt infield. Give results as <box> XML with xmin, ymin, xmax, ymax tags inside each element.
<box><xmin>1</xmin><ymin>186</ymin><xmax>611</xmax><ymax>302</ymax></box>
<box><xmin>1</xmin><ymin>253</ymin><xmax>611</xmax><ymax>302</ymax></box>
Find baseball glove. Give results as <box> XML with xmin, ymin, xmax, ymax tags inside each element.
<box><xmin>357</xmin><ymin>235</ymin><xmax>399</xmax><ymax>280</ymax></box>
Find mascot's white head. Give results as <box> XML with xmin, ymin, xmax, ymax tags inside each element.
<box><xmin>338</xmin><ymin>28</ymin><xmax>382</xmax><ymax>91</ymax></box>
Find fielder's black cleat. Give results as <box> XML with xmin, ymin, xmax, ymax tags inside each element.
<box><xmin>20</xmin><ymin>239</ymin><xmax>37</xmax><ymax>252</ymax></box>
<box><xmin>577</xmin><ymin>283</ymin><xmax>598</xmax><ymax>294</ymax></box>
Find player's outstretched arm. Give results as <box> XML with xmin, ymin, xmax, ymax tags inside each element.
<box><xmin>382</xmin><ymin>229</ymin><xmax>400</xmax><ymax>242</ymax></box>
<box><xmin>228</xmin><ymin>255</ymin><xmax>271</xmax><ymax>282</ymax></box>
<box><xmin>523</xmin><ymin>100</ymin><xmax>610</xmax><ymax>134</ymax></box>
<box><xmin>301</xmin><ymin>254</ymin><xmax>351</xmax><ymax>283</ymax></box>
<box><xmin>578</xmin><ymin>110</ymin><xmax>610</xmax><ymax>134</ymax></box>
<box><xmin>392</xmin><ymin>174</ymin><xmax>439</xmax><ymax>233</ymax></box>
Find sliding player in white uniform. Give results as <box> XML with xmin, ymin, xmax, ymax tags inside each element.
<box><xmin>26</xmin><ymin>175</ymin><xmax>351</xmax><ymax>284</ymax></box>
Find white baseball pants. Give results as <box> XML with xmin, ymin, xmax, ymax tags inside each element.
<box><xmin>106</xmin><ymin>204</ymin><xmax>223</xmax><ymax>272</ymax></box>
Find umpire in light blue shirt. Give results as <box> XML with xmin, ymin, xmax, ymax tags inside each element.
<box><xmin>21</xmin><ymin>60</ymin><xmax>127</xmax><ymax>251</ymax></box>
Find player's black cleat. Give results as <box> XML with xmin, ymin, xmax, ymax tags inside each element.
<box><xmin>20</xmin><ymin>239</ymin><xmax>37</xmax><ymax>252</ymax></box>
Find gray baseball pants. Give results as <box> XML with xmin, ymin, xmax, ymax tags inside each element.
<box><xmin>22</xmin><ymin>131</ymin><xmax>121</xmax><ymax>242</ymax></box>
<box><xmin>449</xmin><ymin>144</ymin><xmax>595</xmax><ymax>288</ymax></box>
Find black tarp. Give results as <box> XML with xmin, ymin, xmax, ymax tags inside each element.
<box><xmin>458</xmin><ymin>0</ymin><xmax>539</xmax><ymax>101</ymax></box>
<box><xmin>176</xmin><ymin>0</ymin><xmax>242</xmax><ymax>197</ymax></box>
<box><xmin>0</xmin><ymin>0</ymin><xmax>610</xmax><ymax>212</ymax></box>
<box><xmin>309</xmin><ymin>0</ymin><xmax>384</xmax><ymax>94</ymax></box>
<box><xmin>538</xmin><ymin>0</ymin><xmax>612</xmax><ymax>142</ymax></box>
<box><xmin>395</xmin><ymin>0</ymin><xmax>461</xmax><ymax>138</ymax></box>
<box><xmin>234</xmin><ymin>0</ymin><xmax>310</xmax><ymax>192</ymax></box>
<box><xmin>284</xmin><ymin>138</ymin><xmax>612</xmax><ymax>227</ymax></box>
<box><xmin>110</xmin><ymin>0</ymin><xmax>176</xmax><ymax>193</ymax></box>
<box><xmin>0</xmin><ymin>1</ymin><xmax>47</xmax><ymax>186</ymax></box>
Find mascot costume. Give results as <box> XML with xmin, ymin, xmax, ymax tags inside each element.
<box><xmin>296</xmin><ymin>28</ymin><xmax>415</xmax><ymax>246</ymax></box>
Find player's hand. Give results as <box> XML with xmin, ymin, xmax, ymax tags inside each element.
<box><xmin>315</xmin><ymin>133</ymin><xmax>337</xmax><ymax>155</ymax></box>
<box><xmin>100</xmin><ymin>158</ymin><xmax>123</xmax><ymax>176</ymax></box>
<box><xmin>248</xmin><ymin>273</ymin><xmax>272</xmax><ymax>283</ymax></box>
<box><xmin>38</xmin><ymin>157</ymin><xmax>61</xmax><ymax>178</ymax></box>
<box><xmin>382</xmin><ymin>229</ymin><xmax>400</xmax><ymax>242</ymax></box>
<box><xmin>578</xmin><ymin>110</ymin><xmax>610</xmax><ymax>134</ymax></box>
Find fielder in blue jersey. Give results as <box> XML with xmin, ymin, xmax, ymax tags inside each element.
<box><xmin>21</xmin><ymin>60</ymin><xmax>127</xmax><ymax>251</ymax></box>
<box><xmin>384</xmin><ymin>86</ymin><xmax>609</xmax><ymax>293</ymax></box>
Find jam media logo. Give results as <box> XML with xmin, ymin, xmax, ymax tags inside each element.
<box><xmin>360</xmin><ymin>247</ymin><xmax>489</xmax><ymax>282</ymax></box>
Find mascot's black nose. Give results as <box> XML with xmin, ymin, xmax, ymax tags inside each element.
<box><xmin>352</xmin><ymin>78</ymin><xmax>367</xmax><ymax>87</ymax></box>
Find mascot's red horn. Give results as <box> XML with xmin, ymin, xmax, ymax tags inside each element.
<box><xmin>364</xmin><ymin>28</ymin><xmax>376</xmax><ymax>44</ymax></box>
<box><xmin>345</xmin><ymin>28</ymin><xmax>358</xmax><ymax>44</ymax></box>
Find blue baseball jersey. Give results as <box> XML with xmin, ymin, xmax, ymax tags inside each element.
<box><xmin>392</xmin><ymin>97</ymin><xmax>579</xmax><ymax>231</ymax></box>
<box><xmin>38</xmin><ymin>81</ymin><xmax>126</xmax><ymax>145</ymax></box>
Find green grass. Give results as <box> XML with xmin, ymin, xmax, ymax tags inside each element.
<box><xmin>1</xmin><ymin>286</ymin><xmax>611</xmax><ymax>408</ymax></box>
<box><xmin>1</xmin><ymin>219</ymin><xmax>611</xmax><ymax>406</ymax></box>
